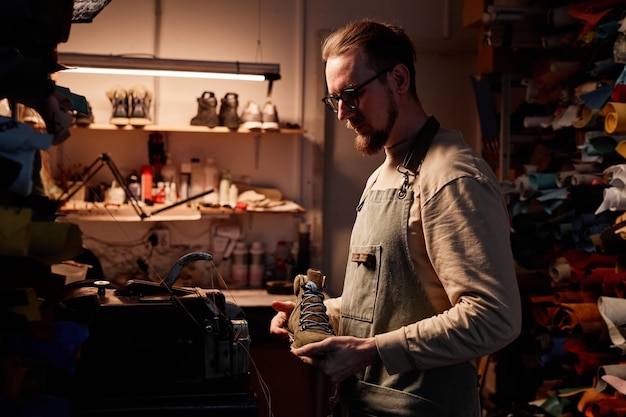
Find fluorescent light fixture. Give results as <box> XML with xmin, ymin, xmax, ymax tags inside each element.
<box><xmin>58</xmin><ymin>52</ymin><xmax>281</xmax><ymax>82</ymax></box>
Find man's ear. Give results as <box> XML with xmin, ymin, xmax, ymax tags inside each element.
<box><xmin>390</xmin><ymin>64</ymin><xmax>410</xmax><ymax>93</ymax></box>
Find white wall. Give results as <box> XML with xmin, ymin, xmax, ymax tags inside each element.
<box><xmin>54</xmin><ymin>0</ymin><xmax>478</xmax><ymax>293</ymax></box>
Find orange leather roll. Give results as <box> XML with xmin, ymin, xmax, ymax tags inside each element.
<box><xmin>602</xmin><ymin>102</ymin><xmax>626</xmax><ymax>134</ymax></box>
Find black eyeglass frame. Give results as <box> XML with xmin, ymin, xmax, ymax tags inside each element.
<box><xmin>321</xmin><ymin>65</ymin><xmax>395</xmax><ymax>113</ymax></box>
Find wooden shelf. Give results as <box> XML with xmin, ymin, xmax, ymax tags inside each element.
<box><xmin>58</xmin><ymin>201</ymin><xmax>305</xmax><ymax>222</ymax></box>
<box><xmin>71</xmin><ymin>123</ymin><xmax>306</xmax><ymax>135</ymax></box>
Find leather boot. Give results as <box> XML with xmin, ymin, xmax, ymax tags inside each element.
<box><xmin>288</xmin><ymin>268</ymin><xmax>335</xmax><ymax>349</ymax></box>
<box><xmin>128</xmin><ymin>85</ymin><xmax>152</xmax><ymax>127</ymax></box>
<box><xmin>106</xmin><ymin>85</ymin><xmax>129</xmax><ymax>126</ymax></box>
<box><xmin>218</xmin><ymin>92</ymin><xmax>239</xmax><ymax>130</ymax></box>
<box><xmin>190</xmin><ymin>91</ymin><xmax>219</xmax><ymax>128</ymax></box>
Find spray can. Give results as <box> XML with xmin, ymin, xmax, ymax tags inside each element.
<box><xmin>141</xmin><ymin>165</ymin><xmax>153</xmax><ymax>204</ymax></box>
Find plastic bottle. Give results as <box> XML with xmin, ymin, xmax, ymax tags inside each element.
<box><xmin>229</xmin><ymin>183</ymin><xmax>239</xmax><ymax>208</ymax></box>
<box><xmin>141</xmin><ymin>165</ymin><xmax>153</xmax><ymax>204</ymax></box>
<box><xmin>203</xmin><ymin>158</ymin><xmax>219</xmax><ymax>192</ymax></box>
<box><xmin>231</xmin><ymin>241</ymin><xmax>249</xmax><ymax>288</ymax></box>
<box><xmin>161</xmin><ymin>153</ymin><xmax>177</xmax><ymax>183</ymax></box>
<box><xmin>202</xmin><ymin>158</ymin><xmax>220</xmax><ymax>205</ymax></box>
<box><xmin>249</xmin><ymin>241</ymin><xmax>265</xmax><ymax>288</ymax></box>
<box><xmin>127</xmin><ymin>174</ymin><xmax>141</xmax><ymax>202</ymax></box>
<box><xmin>190</xmin><ymin>157</ymin><xmax>204</xmax><ymax>199</ymax></box>
<box><xmin>167</xmin><ymin>181</ymin><xmax>177</xmax><ymax>203</ymax></box>
<box><xmin>106</xmin><ymin>180</ymin><xmax>125</xmax><ymax>204</ymax></box>
<box><xmin>219</xmin><ymin>169</ymin><xmax>232</xmax><ymax>207</ymax></box>
<box><xmin>163</xmin><ymin>182</ymin><xmax>173</xmax><ymax>204</ymax></box>
<box><xmin>154</xmin><ymin>181</ymin><xmax>165</xmax><ymax>204</ymax></box>
<box><xmin>274</xmin><ymin>240</ymin><xmax>289</xmax><ymax>281</ymax></box>
<box><xmin>179</xmin><ymin>162</ymin><xmax>191</xmax><ymax>200</ymax></box>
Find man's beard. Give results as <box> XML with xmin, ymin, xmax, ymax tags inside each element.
<box><xmin>354</xmin><ymin>95</ymin><xmax>398</xmax><ymax>156</ymax></box>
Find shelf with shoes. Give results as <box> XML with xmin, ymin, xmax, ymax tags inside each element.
<box><xmin>90</xmin><ymin>88</ymin><xmax>305</xmax><ymax>135</ymax></box>
<box><xmin>70</xmin><ymin>123</ymin><xmax>306</xmax><ymax>135</ymax></box>
<box><xmin>56</xmin><ymin>86</ymin><xmax>308</xmax><ymax>222</ymax></box>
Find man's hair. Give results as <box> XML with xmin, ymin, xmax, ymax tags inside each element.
<box><xmin>322</xmin><ymin>19</ymin><xmax>418</xmax><ymax>99</ymax></box>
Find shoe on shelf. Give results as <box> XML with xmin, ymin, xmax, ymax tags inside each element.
<box><xmin>288</xmin><ymin>268</ymin><xmax>335</xmax><ymax>349</ymax></box>
<box><xmin>219</xmin><ymin>92</ymin><xmax>240</xmax><ymax>130</ymax></box>
<box><xmin>190</xmin><ymin>91</ymin><xmax>219</xmax><ymax>128</ymax></box>
<box><xmin>73</xmin><ymin>101</ymin><xmax>94</xmax><ymax>126</ymax></box>
<box><xmin>261</xmin><ymin>101</ymin><xmax>280</xmax><ymax>131</ymax></box>
<box><xmin>240</xmin><ymin>101</ymin><xmax>262</xmax><ymax>131</ymax></box>
<box><xmin>128</xmin><ymin>85</ymin><xmax>152</xmax><ymax>127</ymax></box>
<box><xmin>106</xmin><ymin>85</ymin><xmax>129</xmax><ymax>126</ymax></box>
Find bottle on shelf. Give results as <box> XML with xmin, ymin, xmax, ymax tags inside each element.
<box><xmin>219</xmin><ymin>169</ymin><xmax>232</xmax><ymax>207</ymax></box>
<box><xmin>105</xmin><ymin>180</ymin><xmax>125</xmax><ymax>204</ymax></box>
<box><xmin>202</xmin><ymin>157</ymin><xmax>219</xmax><ymax>206</ymax></box>
<box><xmin>166</xmin><ymin>181</ymin><xmax>177</xmax><ymax>203</ymax></box>
<box><xmin>231</xmin><ymin>240</ymin><xmax>249</xmax><ymax>288</ymax></box>
<box><xmin>190</xmin><ymin>157</ymin><xmax>204</xmax><ymax>200</ymax></box>
<box><xmin>127</xmin><ymin>174</ymin><xmax>141</xmax><ymax>202</ymax></box>
<box><xmin>274</xmin><ymin>240</ymin><xmax>289</xmax><ymax>281</ymax></box>
<box><xmin>160</xmin><ymin>153</ymin><xmax>178</xmax><ymax>203</ymax></box>
<box><xmin>141</xmin><ymin>164</ymin><xmax>153</xmax><ymax>204</ymax></box>
<box><xmin>229</xmin><ymin>183</ymin><xmax>239</xmax><ymax>209</ymax></box>
<box><xmin>154</xmin><ymin>181</ymin><xmax>166</xmax><ymax>204</ymax></box>
<box><xmin>249</xmin><ymin>241</ymin><xmax>265</xmax><ymax>288</ymax></box>
<box><xmin>161</xmin><ymin>153</ymin><xmax>177</xmax><ymax>184</ymax></box>
<box><xmin>179</xmin><ymin>162</ymin><xmax>191</xmax><ymax>200</ymax></box>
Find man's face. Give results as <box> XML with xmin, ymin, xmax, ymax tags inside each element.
<box><xmin>325</xmin><ymin>50</ymin><xmax>398</xmax><ymax>156</ymax></box>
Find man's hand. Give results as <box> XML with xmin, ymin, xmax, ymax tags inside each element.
<box><xmin>291</xmin><ymin>336</ymin><xmax>378</xmax><ymax>383</ymax></box>
<box><xmin>270</xmin><ymin>300</ymin><xmax>295</xmax><ymax>341</ymax></box>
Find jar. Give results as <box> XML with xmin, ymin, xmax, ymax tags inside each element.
<box><xmin>231</xmin><ymin>241</ymin><xmax>249</xmax><ymax>288</ymax></box>
<box><xmin>249</xmin><ymin>241</ymin><xmax>265</xmax><ymax>288</ymax></box>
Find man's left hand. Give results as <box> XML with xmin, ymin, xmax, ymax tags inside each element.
<box><xmin>291</xmin><ymin>336</ymin><xmax>378</xmax><ymax>383</ymax></box>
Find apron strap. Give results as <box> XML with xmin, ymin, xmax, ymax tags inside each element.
<box><xmin>397</xmin><ymin>116</ymin><xmax>440</xmax><ymax>199</ymax></box>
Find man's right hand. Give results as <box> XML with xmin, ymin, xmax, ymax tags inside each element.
<box><xmin>270</xmin><ymin>300</ymin><xmax>296</xmax><ymax>341</ymax></box>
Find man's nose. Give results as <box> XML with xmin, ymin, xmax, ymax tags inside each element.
<box><xmin>337</xmin><ymin>101</ymin><xmax>355</xmax><ymax>121</ymax></box>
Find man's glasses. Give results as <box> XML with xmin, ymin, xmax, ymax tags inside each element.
<box><xmin>321</xmin><ymin>66</ymin><xmax>394</xmax><ymax>113</ymax></box>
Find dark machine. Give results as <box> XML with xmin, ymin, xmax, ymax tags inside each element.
<box><xmin>62</xmin><ymin>252</ymin><xmax>257</xmax><ymax>416</ymax></box>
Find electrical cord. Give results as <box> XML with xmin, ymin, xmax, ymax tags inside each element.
<box><xmin>238</xmin><ymin>340</ymin><xmax>275</xmax><ymax>417</ymax></box>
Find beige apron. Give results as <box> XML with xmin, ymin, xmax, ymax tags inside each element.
<box><xmin>334</xmin><ymin>117</ymin><xmax>481</xmax><ymax>417</ymax></box>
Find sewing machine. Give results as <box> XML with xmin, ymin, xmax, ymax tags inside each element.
<box><xmin>62</xmin><ymin>252</ymin><xmax>257</xmax><ymax>416</ymax></box>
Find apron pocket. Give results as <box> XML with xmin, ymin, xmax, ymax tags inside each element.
<box><xmin>341</xmin><ymin>245</ymin><xmax>381</xmax><ymax>323</ymax></box>
<box><xmin>350</xmin><ymin>380</ymin><xmax>453</xmax><ymax>417</ymax></box>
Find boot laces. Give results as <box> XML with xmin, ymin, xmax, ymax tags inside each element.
<box><xmin>299</xmin><ymin>281</ymin><xmax>333</xmax><ymax>334</ymax></box>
